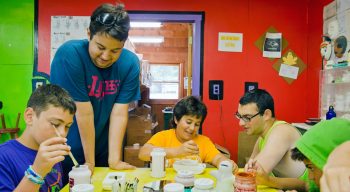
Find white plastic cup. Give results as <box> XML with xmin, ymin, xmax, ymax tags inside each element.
<box><xmin>163</xmin><ymin>183</ymin><xmax>184</xmax><ymax>192</ymax></box>
<box><xmin>71</xmin><ymin>184</ymin><xmax>94</xmax><ymax>192</ymax></box>
<box><xmin>150</xmin><ymin>148</ymin><xmax>166</xmax><ymax>178</ymax></box>
<box><xmin>69</xmin><ymin>165</ymin><xmax>91</xmax><ymax>191</ymax></box>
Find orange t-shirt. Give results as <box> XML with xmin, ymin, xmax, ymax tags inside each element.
<box><xmin>146</xmin><ymin>129</ymin><xmax>220</xmax><ymax>166</ymax></box>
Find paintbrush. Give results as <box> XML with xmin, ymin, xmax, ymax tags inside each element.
<box><xmin>52</xmin><ymin>124</ymin><xmax>79</xmax><ymax>167</ymax></box>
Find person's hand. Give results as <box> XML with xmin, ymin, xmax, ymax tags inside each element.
<box><xmin>178</xmin><ymin>140</ymin><xmax>199</xmax><ymax>156</ymax></box>
<box><xmin>228</xmin><ymin>160</ymin><xmax>239</xmax><ymax>174</ymax></box>
<box><xmin>320</xmin><ymin>165</ymin><xmax>350</xmax><ymax>192</ymax></box>
<box><xmin>84</xmin><ymin>162</ymin><xmax>95</xmax><ymax>174</ymax></box>
<box><xmin>244</xmin><ymin>158</ymin><xmax>258</xmax><ymax>172</ymax></box>
<box><xmin>32</xmin><ymin>137</ymin><xmax>70</xmax><ymax>177</ymax></box>
<box><xmin>109</xmin><ymin>160</ymin><xmax>136</xmax><ymax>170</ymax></box>
<box><xmin>254</xmin><ymin>164</ymin><xmax>271</xmax><ymax>186</ymax></box>
<box><xmin>244</xmin><ymin>160</ymin><xmax>270</xmax><ymax>186</ymax></box>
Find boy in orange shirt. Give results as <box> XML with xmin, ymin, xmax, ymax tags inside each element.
<box><xmin>139</xmin><ymin>96</ymin><xmax>237</xmax><ymax>169</ymax></box>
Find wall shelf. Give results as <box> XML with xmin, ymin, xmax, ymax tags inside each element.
<box><xmin>319</xmin><ymin>66</ymin><xmax>350</xmax><ymax>119</ymax></box>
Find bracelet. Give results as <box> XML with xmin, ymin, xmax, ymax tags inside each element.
<box><xmin>27</xmin><ymin>165</ymin><xmax>43</xmax><ymax>179</ymax></box>
<box><xmin>24</xmin><ymin>165</ymin><xmax>44</xmax><ymax>185</ymax></box>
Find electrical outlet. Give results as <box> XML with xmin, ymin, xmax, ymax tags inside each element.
<box><xmin>209</xmin><ymin>80</ymin><xmax>223</xmax><ymax>100</ymax></box>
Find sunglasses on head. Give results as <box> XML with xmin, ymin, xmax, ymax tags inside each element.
<box><xmin>95</xmin><ymin>13</ymin><xmax>117</xmax><ymax>26</ymax></box>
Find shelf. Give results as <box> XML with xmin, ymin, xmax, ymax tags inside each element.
<box><xmin>321</xmin><ymin>109</ymin><xmax>350</xmax><ymax>113</ymax></box>
<box><xmin>292</xmin><ymin>123</ymin><xmax>312</xmax><ymax>131</ymax></box>
<box><xmin>324</xmin><ymin>82</ymin><xmax>350</xmax><ymax>86</ymax></box>
<box><xmin>320</xmin><ymin>66</ymin><xmax>350</xmax><ymax>118</ymax></box>
<box><xmin>323</xmin><ymin>66</ymin><xmax>350</xmax><ymax>71</ymax></box>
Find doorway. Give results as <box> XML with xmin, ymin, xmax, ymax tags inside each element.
<box><xmin>128</xmin><ymin>12</ymin><xmax>204</xmax><ymax>131</ymax></box>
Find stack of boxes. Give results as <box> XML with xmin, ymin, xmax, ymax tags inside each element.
<box><xmin>124</xmin><ymin>105</ymin><xmax>157</xmax><ymax>167</ymax></box>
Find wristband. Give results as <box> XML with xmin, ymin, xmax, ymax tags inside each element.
<box><xmin>28</xmin><ymin>165</ymin><xmax>43</xmax><ymax>179</ymax></box>
<box><xmin>25</xmin><ymin>165</ymin><xmax>44</xmax><ymax>185</ymax></box>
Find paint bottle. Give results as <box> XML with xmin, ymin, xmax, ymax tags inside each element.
<box><xmin>69</xmin><ymin>165</ymin><xmax>91</xmax><ymax>192</ymax></box>
<box><xmin>150</xmin><ymin>148</ymin><xmax>166</xmax><ymax>178</ymax></box>
<box><xmin>234</xmin><ymin>172</ymin><xmax>256</xmax><ymax>192</ymax></box>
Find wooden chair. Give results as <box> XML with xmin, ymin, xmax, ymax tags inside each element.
<box><xmin>0</xmin><ymin>113</ymin><xmax>21</xmax><ymax>139</ymax></box>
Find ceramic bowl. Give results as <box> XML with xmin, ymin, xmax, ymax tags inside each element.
<box><xmin>173</xmin><ymin>159</ymin><xmax>206</xmax><ymax>174</ymax></box>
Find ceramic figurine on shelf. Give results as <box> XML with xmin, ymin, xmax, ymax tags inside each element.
<box><xmin>334</xmin><ymin>36</ymin><xmax>347</xmax><ymax>59</ymax></box>
<box><xmin>320</xmin><ymin>35</ymin><xmax>333</xmax><ymax>69</ymax></box>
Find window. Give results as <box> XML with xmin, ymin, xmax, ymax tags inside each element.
<box><xmin>149</xmin><ymin>64</ymin><xmax>180</xmax><ymax>99</ymax></box>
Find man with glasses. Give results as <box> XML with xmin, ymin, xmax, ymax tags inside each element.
<box><xmin>236</xmin><ymin>89</ymin><xmax>307</xmax><ymax>191</ymax></box>
<box><xmin>50</xmin><ymin>3</ymin><xmax>140</xmax><ymax>185</ymax></box>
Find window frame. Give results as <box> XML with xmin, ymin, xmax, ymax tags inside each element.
<box><xmin>148</xmin><ymin>63</ymin><xmax>183</xmax><ymax>103</ymax></box>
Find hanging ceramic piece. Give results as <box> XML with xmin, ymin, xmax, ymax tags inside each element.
<box><xmin>320</xmin><ymin>35</ymin><xmax>332</xmax><ymax>61</ymax></box>
<box><xmin>334</xmin><ymin>36</ymin><xmax>347</xmax><ymax>58</ymax></box>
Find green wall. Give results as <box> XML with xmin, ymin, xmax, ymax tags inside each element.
<box><xmin>0</xmin><ymin>0</ymin><xmax>34</xmax><ymax>142</ymax></box>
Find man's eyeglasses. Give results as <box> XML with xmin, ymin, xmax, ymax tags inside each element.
<box><xmin>96</xmin><ymin>13</ymin><xmax>117</xmax><ymax>27</ymax></box>
<box><xmin>235</xmin><ymin>111</ymin><xmax>260</xmax><ymax>122</ymax></box>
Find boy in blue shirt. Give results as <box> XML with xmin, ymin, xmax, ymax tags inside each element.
<box><xmin>0</xmin><ymin>84</ymin><xmax>76</xmax><ymax>191</ymax></box>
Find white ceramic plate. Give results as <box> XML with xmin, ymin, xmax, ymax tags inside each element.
<box><xmin>173</xmin><ymin>160</ymin><xmax>206</xmax><ymax>174</ymax></box>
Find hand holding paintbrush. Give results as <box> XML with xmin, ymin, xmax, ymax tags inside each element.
<box><xmin>52</xmin><ymin>124</ymin><xmax>79</xmax><ymax>167</ymax></box>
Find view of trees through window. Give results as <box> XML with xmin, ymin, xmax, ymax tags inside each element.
<box><xmin>149</xmin><ymin>64</ymin><xmax>180</xmax><ymax>99</ymax></box>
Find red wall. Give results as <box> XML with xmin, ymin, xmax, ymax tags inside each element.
<box><xmin>38</xmin><ymin>0</ymin><xmax>332</xmax><ymax>161</ymax></box>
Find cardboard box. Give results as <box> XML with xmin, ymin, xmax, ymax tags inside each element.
<box><xmin>131</xmin><ymin>105</ymin><xmax>152</xmax><ymax>117</ymax></box>
<box><xmin>324</xmin><ymin>1</ymin><xmax>337</xmax><ymax>20</ymax></box>
<box><xmin>124</xmin><ymin>145</ymin><xmax>147</xmax><ymax>167</ymax></box>
<box><xmin>337</xmin><ymin>0</ymin><xmax>350</xmax><ymax>15</ymax></box>
<box><xmin>126</xmin><ymin>114</ymin><xmax>155</xmax><ymax>146</ymax></box>
<box><xmin>323</xmin><ymin>16</ymin><xmax>338</xmax><ymax>37</ymax></box>
<box><xmin>337</xmin><ymin>9</ymin><xmax>350</xmax><ymax>38</ymax></box>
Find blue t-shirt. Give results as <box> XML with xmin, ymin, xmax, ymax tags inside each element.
<box><xmin>0</xmin><ymin>140</ymin><xmax>63</xmax><ymax>192</ymax></box>
<box><xmin>50</xmin><ymin>39</ymin><xmax>140</xmax><ymax>162</ymax></box>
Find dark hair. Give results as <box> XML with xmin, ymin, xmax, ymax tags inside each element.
<box><xmin>239</xmin><ymin>89</ymin><xmax>275</xmax><ymax>117</ymax></box>
<box><xmin>27</xmin><ymin>84</ymin><xmax>76</xmax><ymax>116</ymax></box>
<box><xmin>291</xmin><ymin>147</ymin><xmax>307</xmax><ymax>161</ymax></box>
<box><xmin>170</xmin><ymin>96</ymin><xmax>207</xmax><ymax>128</ymax></box>
<box><xmin>89</xmin><ymin>3</ymin><xmax>130</xmax><ymax>41</ymax></box>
